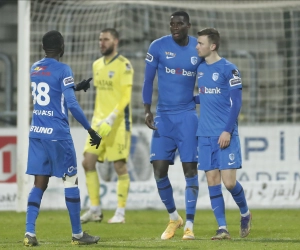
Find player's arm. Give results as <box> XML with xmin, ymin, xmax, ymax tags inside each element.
<box><xmin>218</xmin><ymin>88</ymin><xmax>242</xmax><ymax>148</ymax></box>
<box><xmin>97</xmin><ymin>62</ymin><xmax>133</xmax><ymax>137</ymax></box>
<box><xmin>143</xmin><ymin>63</ymin><xmax>157</xmax><ymax>130</ymax></box>
<box><xmin>97</xmin><ymin>84</ymin><xmax>132</xmax><ymax>136</ymax></box>
<box><xmin>74</xmin><ymin>77</ymin><xmax>92</xmax><ymax>92</ymax></box>
<box><xmin>63</xmin><ymin>87</ymin><xmax>101</xmax><ymax>148</ymax></box>
<box><xmin>193</xmin><ymin>94</ymin><xmax>200</xmax><ymax>104</ymax></box>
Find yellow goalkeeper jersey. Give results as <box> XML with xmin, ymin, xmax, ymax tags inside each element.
<box><xmin>92</xmin><ymin>53</ymin><xmax>133</xmax><ymax>128</ymax></box>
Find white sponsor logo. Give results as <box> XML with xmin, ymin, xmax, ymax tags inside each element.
<box><xmin>228</xmin><ymin>162</ymin><xmax>235</xmax><ymax>165</ymax></box>
<box><xmin>63</xmin><ymin>76</ymin><xmax>74</xmax><ymax>86</ymax></box>
<box><xmin>30</xmin><ymin>126</ymin><xmax>53</xmax><ymax>134</ymax></box>
<box><xmin>229</xmin><ymin>69</ymin><xmax>242</xmax><ymax>86</ymax></box>
<box><xmin>199</xmin><ymin>86</ymin><xmax>221</xmax><ymax>94</ymax></box>
<box><xmin>212</xmin><ymin>206</ymin><xmax>219</xmax><ymax>211</ymax></box>
<box><xmin>198</xmin><ymin>72</ymin><xmax>204</xmax><ymax>78</ymax></box>
<box><xmin>150</xmin><ymin>153</ymin><xmax>155</xmax><ymax>157</ymax></box>
<box><xmin>68</xmin><ymin>166</ymin><xmax>77</xmax><ymax>173</ymax></box>
<box><xmin>146</xmin><ymin>53</ymin><xmax>153</xmax><ymax>62</ymax></box>
<box><xmin>229</xmin><ymin>77</ymin><xmax>242</xmax><ymax>86</ymax></box>
<box><xmin>165</xmin><ymin>67</ymin><xmax>196</xmax><ymax>77</ymax></box>
<box><xmin>165</xmin><ymin>51</ymin><xmax>176</xmax><ymax>59</ymax></box>
<box><xmin>33</xmin><ymin>109</ymin><xmax>54</xmax><ymax>116</ymax></box>
<box><xmin>191</xmin><ymin>56</ymin><xmax>198</xmax><ymax>65</ymax></box>
<box><xmin>212</xmin><ymin>72</ymin><xmax>219</xmax><ymax>81</ymax></box>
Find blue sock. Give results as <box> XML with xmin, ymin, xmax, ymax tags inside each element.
<box><xmin>208</xmin><ymin>184</ymin><xmax>226</xmax><ymax>227</ymax></box>
<box><xmin>26</xmin><ymin>187</ymin><xmax>44</xmax><ymax>234</ymax></box>
<box><xmin>65</xmin><ymin>187</ymin><xmax>82</xmax><ymax>234</ymax></box>
<box><xmin>228</xmin><ymin>181</ymin><xmax>248</xmax><ymax>214</ymax></box>
<box><xmin>185</xmin><ymin>175</ymin><xmax>199</xmax><ymax>223</ymax></box>
<box><xmin>156</xmin><ymin>176</ymin><xmax>176</xmax><ymax>213</ymax></box>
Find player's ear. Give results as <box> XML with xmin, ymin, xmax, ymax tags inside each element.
<box><xmin>60</xmin><ymin>44</ymin><xmax>64</xmax><ymax>57</ymax></box>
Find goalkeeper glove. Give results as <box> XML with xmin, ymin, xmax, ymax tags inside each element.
<box><xmin>75</xmin><ymin>77</ymin><xmax>92</xmax><ymax>92</ymax></box>
<box><xmin>88</xmin><ymin>129</ymin><xmax>102</xmax><ymax>149</ymax></box>
<box><xmin>97</xmin><ymin>111</ymin><xmax>117</xmax><ymax>137</ymax></box>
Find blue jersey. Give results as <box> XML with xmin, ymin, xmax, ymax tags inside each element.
<box><xmin>196</xmin><ymin>58</ymin><xmax>242</xmax><ymax>136</ymax></box>
<box><xmin>145</xmin><ymin>35</ymin><xmax>201</xmax><ymax>114</ymax></box>
<box><xmin>29</xmin><ymin>58</ymin><xmax>75</xmax><ymax>140</ymax></box>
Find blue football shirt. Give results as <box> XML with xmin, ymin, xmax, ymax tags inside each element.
<box><xmin>145</xmin><ymin>35</ymin><xmax>201</xmax><ymax>114</ymax></box>
<box><xmin>29</xmin><ymin>58</ymin><xmax>75</xmax><ymax>140</ymax></box>
<box><xmin>196</xmin><ymin>58</ymin><xmax>242</xmax><ymax>136</ymax></box>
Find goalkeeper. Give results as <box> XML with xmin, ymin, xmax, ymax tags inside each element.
<box><xmin>80</xmin><ymin>28</ymin><xmax>133</xmax><ymax>224</ymax></box>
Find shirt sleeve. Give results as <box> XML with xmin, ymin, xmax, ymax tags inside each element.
<box><xmin>60</xmin><ymin>64</ymin><xmax>75</xmax><ymax>92</ymax></box>
<box><xmin>145</xmin><ymin>39</ymin><xmax>160</xmax><ymax>68</ymax></box>
<box><xmin>142</xmin><ymin>63</ymin><xmax>156</xmax><ymax>104</ymax></box>
<box><xmin>224</xmin><ymin>88</ymin><xmax>242</xmax><ymax>133</ymax></box>
<box><xmin>63</xmin><ymin>87</ymin><xmax>91</xmax><ymax>130</ymax></box>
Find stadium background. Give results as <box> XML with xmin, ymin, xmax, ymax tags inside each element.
<box><xmin>0</xmin><ymin>0</ymin><xmax>300</xmax><ymax>211</ymax></box>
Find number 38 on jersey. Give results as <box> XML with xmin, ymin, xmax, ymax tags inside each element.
<box><xmin>31</xmin><ymin>82</ymin><xmax>50</xmax><ymax>106</ymax></box>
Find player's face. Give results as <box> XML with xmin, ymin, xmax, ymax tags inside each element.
<box><xmin>196</xmin><ymin>36</ymin><xmax>213</xmax><ymax>58</ymax></box>
<box><xmin>170</xmin><ymin>15</ymin><xmax>190</xmax><ymax>43</ymax></box>
<box><xmin>99</xmin><ymin>32</ymin><xmax>117</xmax><ymax>56</ymax></box>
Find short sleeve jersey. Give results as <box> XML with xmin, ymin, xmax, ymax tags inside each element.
<box><xmin>92</xmin><ymin>54</ymin><xmax>133</xmax><ymax>122</ymax></box>
<box><xmin>29</xmin><ymin>58</ymin><xmax>75</xmax><ymax>140</ymax></box>
<box><xmin>196</xmin><ymin>58</ymin><xmax>242</xmax><ymax>136</ymax></box>
<box><xmin>145</xmin><ymin>35</ymin><xmax>201</xmax><ymax>114</ymax></box>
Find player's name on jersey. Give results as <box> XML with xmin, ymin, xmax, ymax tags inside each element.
<box><xmin>30</xmin><ymin>126</ymin><xmax>53</xmax><ymax>134</ymax></box>
<box><xmin>33</xmin><ymin>109</ymin><xmax>54</xmax><ymax>116</ymax></box>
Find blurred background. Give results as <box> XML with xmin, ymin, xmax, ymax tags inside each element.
<box><xmin>0</xmin><ymin>0</ymin><xmax>300</xmax><ymax>211</ymax></box>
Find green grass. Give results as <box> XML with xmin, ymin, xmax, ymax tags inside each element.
<box><xmin>1</xmin><ymin>209</ymin><xmax>300</xmax><ymax>249</ymax></box>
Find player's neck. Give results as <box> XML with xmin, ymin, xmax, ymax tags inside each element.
<box><xmin>205</xmin><ymin>53</ymin><xmax>221</xmax><ymax>65</ymax></box>
<box><xmin>44</xmin><ymin>54</ymin><xmax>60</xmax><ymax>61</ymax></box>
<box><xmin>104</xmin><ymin>51</ymin><xmax>118</xmax><ymax>63</ymax></box>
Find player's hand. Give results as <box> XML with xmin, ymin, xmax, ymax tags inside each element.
<box><xmin>97</xmin><ymin>121</ymin><xmax>112</xmax><ymax>137</ymax></box>
<box><xmin>145</xmin><ymin>112</ymin><xmax>157</xmax><ymax>130</ymax></box>
<box><xmin>218</xmin><ymin>131</ymin><xmax>231</xmax><ymax>149</ymax></box>
<box><xmin>88</xmin><ymin>129</ymin><xmax>102</xmax><ymax>149</ymax></box>
<box><xmin>75</xmin><ymin>77</ymin><xmax>92</xmax><ymax>92</ymax></box>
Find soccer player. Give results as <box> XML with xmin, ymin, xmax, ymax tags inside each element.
<box><xmin>80</xmin><ymin>28</ymin><xmax>133</xmax><ymax>224</ymax></box>
<box><xmin>24</xmin><ymin>30</ymin><xmax>102</xmax><ymax>247</ymax></box>
<box><xmin>142</xmin><ymin>11</ymin><xmax>201</xmax><ymax>240</ymax></box>
<box><xmin>195</xmin><ymin>27</ymin><xmax>252</xmax><ymax>240</ymax></box>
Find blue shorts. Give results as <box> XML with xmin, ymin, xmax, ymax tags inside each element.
<box><xmin>198</xmin><ymin>136</ymin><xmax>242</xmax><ymax>171</ymax></box>
<box><xmin>26</xmin><ymin>138</ymin><xmax>77</xmax><ymax>178</ymax></box>
<box><xmin>150</xmin><ymin>110</ymin><xmax>198</xmax><ymax>164</ymax></box>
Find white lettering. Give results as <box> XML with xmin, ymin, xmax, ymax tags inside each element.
<box><xmin>30</xmin><ymin>126</ymin><xmax>53</xmax><ymax>134</ymax></box>
<box><xmin>165</xmin><ymin>67</ymin><xmax>196</xmax><ymax>77</ymax></box>
<box><xmin>199</xmin><ymin>86</ymin><xmax>221</xmax><ymax>94</ymax></box>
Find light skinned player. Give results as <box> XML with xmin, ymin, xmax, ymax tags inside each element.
<box><xmin>24</xmin><ymin>30</ymin><xmax>101</xmax><ymax>247</ymax></box>
<box><xmin>143</xmin><ymin>11</ymin><xmax>202</xmax><ymax>240</ymax></box>
<box><xmin>81</xmin><ymin>28</ymin><xmax>133</xmax><ymax>224</ymax></box>
<box><xmin>195</xmin><ymin>27</ymin><xmax>252</xmax><ymax>240</ymax></box>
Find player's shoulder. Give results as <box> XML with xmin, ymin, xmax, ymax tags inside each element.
<box><xmin>117</xmin><ymin>54</ymin><xmax>130</xmax><ymax>63</ymax></box>
<box><xmin>150</xmin><ymin>35</ymin><xmax>171</xmax><ymax>47</ymax></box>
<box><xmin>117</xmin><ymin>54</ymin><xmax>134</xmax><ymax>72</ymax></box>
<box><xmin>93</xmin><ymin>57</ymin><xmax>103</xmax><ymax>67</ymax></box>
<box><xmin>222</xmin><ymin>58</ymin><xmax>238</xmax><ymax>71</ymax></box>
<box><xmin>188</xmin><ymin>35</ymin><xmax>198</xmax><ymax>45</ymax></box>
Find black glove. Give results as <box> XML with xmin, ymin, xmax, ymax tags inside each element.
<box><xmin>88</xmin><ymin>129</ymin><xmax>102</xmax><ymax>149</ymax></box>
<box><xmin>75</xmin><ymin>77</ymin><xmax>92</xmax><ymax>92</ymax></box>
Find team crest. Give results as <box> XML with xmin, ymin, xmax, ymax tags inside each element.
<box><xmin>191</xmin><ymin>56</ymin><xmax>198</xmax><ymax>65</ymax></box>
<box><xmin>212</xmin><ymin>72</ymin><xmax>219</xmax><ymax>81</ymax></box>
<box><xmin>229</xmin><ymin>153</ymin><xmax>235</xmax><ymax>161</ymax></box>
<box><xmin>108</xmin><ymin>71</ymin><xmax>115</xmax><ymax>78</ymax></box>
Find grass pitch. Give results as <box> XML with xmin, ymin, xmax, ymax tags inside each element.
<box><xmin>1</xmin><ymin>209</ymin><xmax>300</xmax><ymax>249</ymax></box>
